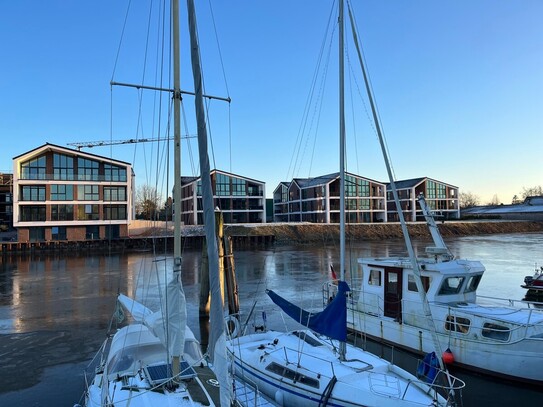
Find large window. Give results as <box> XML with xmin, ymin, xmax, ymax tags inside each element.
<box><xmin>21</xmin><ymin>186</ymin><xmax>45</xmax><ymax>201</ymax></box>
<box><xmin>104</xmin><ymin>205</ymin><xmax>127</xmax><ymax>220</ymax></box>
<box><xmin>78</xmin><ymin>158</ymin><xmax>99</xmax><ymax>181</ymax></box>
<box><xmin>29</xmin><ymin>227</ymin><xmax>45</xmax><ymax>242</ymax></box>
<box><xmin>86</xmin><ymin>225</ymin><xmax>100</xmax><ymax>240</ymax></box>
<box><xmin>21</xmin><ymin>156</ymin><xmax>46</xmax><ymax>180</ymax></box>
<box><xmin>215</xmin><ymin>173</ymin><xmax>230</xmax><ymax>196</ymax></box>
<box><xmin>76</xmin><ymin>204</ymin><xmax>99</xmax><ymax>220</ymax></box>
<box><xmin>104</xmin><ymin>186</ymin><xmax>126</xmax><ymax>201</ymax></box>
<box><xmin>104</xmin><ymin>163</ymin><xmax>127</xmax><ymax>182</ymax></box>
<box><xmin>78</xmin><ymin>185</ymin><xmax>99</xmax><ymax>201</ymax></box>
<box><xmin>232</xmin><ymin>177</ymin><xmax>246</xmax><ymax>196</ymax></box>
<box><xmin>53</xmin><ymin>154</ymin><xmax>74</xmax><ymax>180</ymax></box>
<box><xmin>51</xmin><ymin>204</ymin><xmax>74</xmax><ymax>221</ymax></box>
<box><xmin>51</xmin><ymin>184</ymin><xmax>73</xmax><ymax>201</ymax></box>
<box><xmin>51</xmin><ymin>226</ymin><xmax>67</xmax><ymax>240</ymax></box>
<box><xmin>20</xmin><ymin>205</ymin><xmax>46</xmax><ymax>221</ymax></box>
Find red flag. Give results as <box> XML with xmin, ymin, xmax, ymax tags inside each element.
<box><xmin>330</xmin><ymin>264</ymin><xmax>337</xmax><ymax>280</ymax></box>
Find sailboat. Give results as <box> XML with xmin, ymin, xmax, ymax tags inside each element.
<box><xmin>79</xmin><ymin>0</ymin><xmax>265</xmax><ymax>405</ymax></box>
<box><xmin>226</xmin><ymin>2</ymin><xmax>464</xmax><ymax>406</ymax></box>
<box><xmin>321</xmin><ymin>0</ymin><xmax>543</xmax><ymax>388</ymax></box>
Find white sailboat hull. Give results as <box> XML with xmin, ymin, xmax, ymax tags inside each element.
<box><xmin>227</xmin><ymin>330</ymin><xmax>458</xmax><ymax>407</ymax></box>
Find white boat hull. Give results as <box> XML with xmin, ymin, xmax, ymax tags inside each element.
<box><xmin>227</xmin><ymin>330</ymin><xmax>461</xmax><ymax>407</ymax></box>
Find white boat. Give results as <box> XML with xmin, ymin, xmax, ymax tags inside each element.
<box><xmin>228</xmin><ymin>287</ymin><xmax>464</xmax><ymax>406</ymax></box>
<box><xmin>227</xmin><ymin>2</ymin><xmax>464</xmax><ymax>406</ymax></box>
<box><xmin>80</xmin><ymin>1</ymin><xmax>272</xmax><ymax>406</ymax></box>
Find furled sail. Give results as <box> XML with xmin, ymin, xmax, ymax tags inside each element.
<box><xmin>266</xmin><ymin>280</ymin><xmax>350</xmax><ymax>341</ymax></box>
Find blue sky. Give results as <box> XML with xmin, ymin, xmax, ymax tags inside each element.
<box><xmin>1</xmin><ymin>1</ymin><xmax>541</xmax><ymax>204</ymax></box>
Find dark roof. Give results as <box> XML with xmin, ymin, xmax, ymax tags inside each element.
<box><xmin>385</xmin><ymin>177</ymin><xmax>458</xmax><ymax>190</ymax></box>
<box><xmin>180</xmin><ymin>169</ymin><xmax>265</xmax><ymax>186</ymax></box>
<box><xmin>292</xmin><ymin>171</ymin><xmax>386</xmax><ymax>189</ymax></box>
<box><xmin>12</xmin><ymin>142</ymin><xmax>132</xmax><ymax>166</ymax></box>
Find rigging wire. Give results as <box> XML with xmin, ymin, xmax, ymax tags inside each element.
<box><xmin>286</xmin><ymin>1</ymin><xmax>337</xmax><ymax>182</ymax></box>
<box><xmin>346</xmin><ymin>0</ymin><xmax>397</xmax><ymax>181</ymax></box>
<box><xmin>207</xmin><ymin>0</ymin><xmax>233</xmax><ymax>173</ymax></box>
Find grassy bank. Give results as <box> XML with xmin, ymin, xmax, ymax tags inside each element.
<box><xmin>223</xmin><ymin>221</ymin><xmax>543</xmax><ymax>244</ymax></box>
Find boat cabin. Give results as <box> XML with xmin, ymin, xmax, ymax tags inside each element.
<box><xmin>356</xmin><ymin>257</ymin><xmax>485</xmax><ymax>324</ymax></box>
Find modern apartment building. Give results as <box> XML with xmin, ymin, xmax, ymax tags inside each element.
<box><xmin>386</xmin><ymin>177</ymin><xmax>459</xmax><ymax>221</ymax></box>
<box><xmin>181</xmin><ymin>169</ymin><xmax>266</xmax><ymax>224</ymax></box>
<box><xmin>13</xmin><ymin>143</ymin><xmax>134</xmax><ymax>242</ymax></box>
<box><xmin>273</xmin><ymin>172</ymin><xmax>387</xmax><ymax>223</ymax></box>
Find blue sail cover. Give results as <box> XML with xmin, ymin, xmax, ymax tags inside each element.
<box><xmin>266</xmin><ymin>281</ymin><xmax>350</xmax><ymax>341</ymax></box>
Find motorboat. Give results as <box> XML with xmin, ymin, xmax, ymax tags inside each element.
<box><xmin>522</xmin><ymin>266</ymin><xmax>543</xmax><ymax>291</ymax></box>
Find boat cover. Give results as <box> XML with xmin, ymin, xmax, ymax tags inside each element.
<box><xmin>266</xmin><ymin>281</ymin><xmax>350</xmax><ymax>341</ymax></box>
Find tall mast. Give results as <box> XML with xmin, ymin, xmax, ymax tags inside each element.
<box><xmin>186</xmin><ymin>0</ymin><xmax>229</xmax><ymax>404</ymax></box>
<box><xmin>173</xmin><ymin>0</ymin><xmax>182</xmax><ymax>267</ymax></box>
<box><xmin>338</xmin><ymin>0</ymin><xmax>347</xmax><ymax>361</ymax></box>
<box><xmin>171</xmin><ymin>0</ymin><xmax>183</xmax><ymax>379</ymax></box>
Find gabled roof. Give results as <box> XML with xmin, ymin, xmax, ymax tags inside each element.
<box><xmin>292</xmin><ymin>171</ymin><xmax>386</xmax><ymax>189</ymax></box>
<box><xmin>386</xmin><ymin>177</ymin><xmax>457</xmax><ymax>190</ymax></box>
<box><xmin>13</xmin><ymin>142</ymin><xmax>132</xmax><ymax>167</ymax></box>
<box><xmin>180</xmin><ymin>169</ymin><xmax>265</xmax><ymax>186</ymax></box>
<box><xmin>273</xmin><ymin>182</ymin><xmax>290</xmax><ymax>195</ymax></box>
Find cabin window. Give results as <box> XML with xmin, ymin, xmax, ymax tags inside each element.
<box><xmin>438</xmin><ymin>277</ymin><xmax>465</xmax><ymax>295</ymax></box>
<box><xmin>465</xmin><ymin>275</ymin><xmax>482</xmax><ymax>293</ymax></box>
<box><xmin>445</xmin><ymin>315</ymin><xmax>470</xmax><ymax>334</ymax></box>
<box><xmin>265</xmin><ymin>363</ymin><xmax>319</xmax><ymax>388</ymax></box>
<box><xmin>387</xmin><ymin>273</ymin><xmax>398</xmax><ymax>294</ymax></box>
<box><xmin>292</xmin><ymin>331</ymin><xmax>322</xmax><ymax>347</ymax></box>
<box><xmin>407</xmin><ymin>275</ymin><xmax>431</xmax><ymax>293</ymax></box>
<box><xmin>368</xmin><ymin>269</ymin><xmax>381</xmax><ymax>286</ymax></box>
<box><xmin>482</xmin><ymin>323</ymin><xmax>510</xmax><ymax>342</ymax></box>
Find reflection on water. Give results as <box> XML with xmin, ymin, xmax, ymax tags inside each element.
<box><xmin>0</xmin><ymin>233</ymin><xmax>543</xmax><ymax>406</ymax></box>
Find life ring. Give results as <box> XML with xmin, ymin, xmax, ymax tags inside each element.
<box><xmin>225</xmin><ymin>315</ymin><xmax>241</xmax><ymax>338</ymax></box>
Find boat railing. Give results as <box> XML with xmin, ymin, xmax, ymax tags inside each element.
<box><xmin>407</xmin><ymin>363</ymin><xmax>466</xmax><ymax>405</ymax></box>
<box><xmin>272</xmin><ymin>344</ymin><xmax>370</xmax><ymax>378</ymax></box>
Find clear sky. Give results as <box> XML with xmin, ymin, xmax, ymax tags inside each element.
<box><xmin>1</xmin><ymin>1</ymin><xmax>541</xmax><ymax>204</ymax></box>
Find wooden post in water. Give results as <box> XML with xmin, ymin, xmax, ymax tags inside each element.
<box><xmin>199</xmin><ymin>209</ymin><xmax>240</xmax><ymax>341</ymax></box>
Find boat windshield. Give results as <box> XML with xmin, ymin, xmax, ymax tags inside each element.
<box><xmin>438</xmin><ymin>277</ymin><xmax>465</xmax><ymax>295</ymax></box>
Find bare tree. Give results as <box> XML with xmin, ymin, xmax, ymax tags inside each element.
<box><xmin>459</xmin><ymin>191</ymin><xmax>480</xmax><ymax>209</ymax></box>
<box><xmin>511</xmin><ymin>194</ymin><xmax>521</xmax><ymax>205</ymax></box>
<box><xmin>487</xmin><ymin>194</ymin><xmax>500</xmax><ymax>206</ymax></box>
<box><xmin>162</xmin><ymin>196</ymin><xmax>173</xmax><ymax>221</ymax></box>
<box><xmin>521</xmin><ymin>185</ymin><xmax>543</xmax><ymax>200</ymax></box>
<box><xmin>136</xmin><ymin>184</ymin><xmax>160</xmax><ymax>220</ymax></box>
